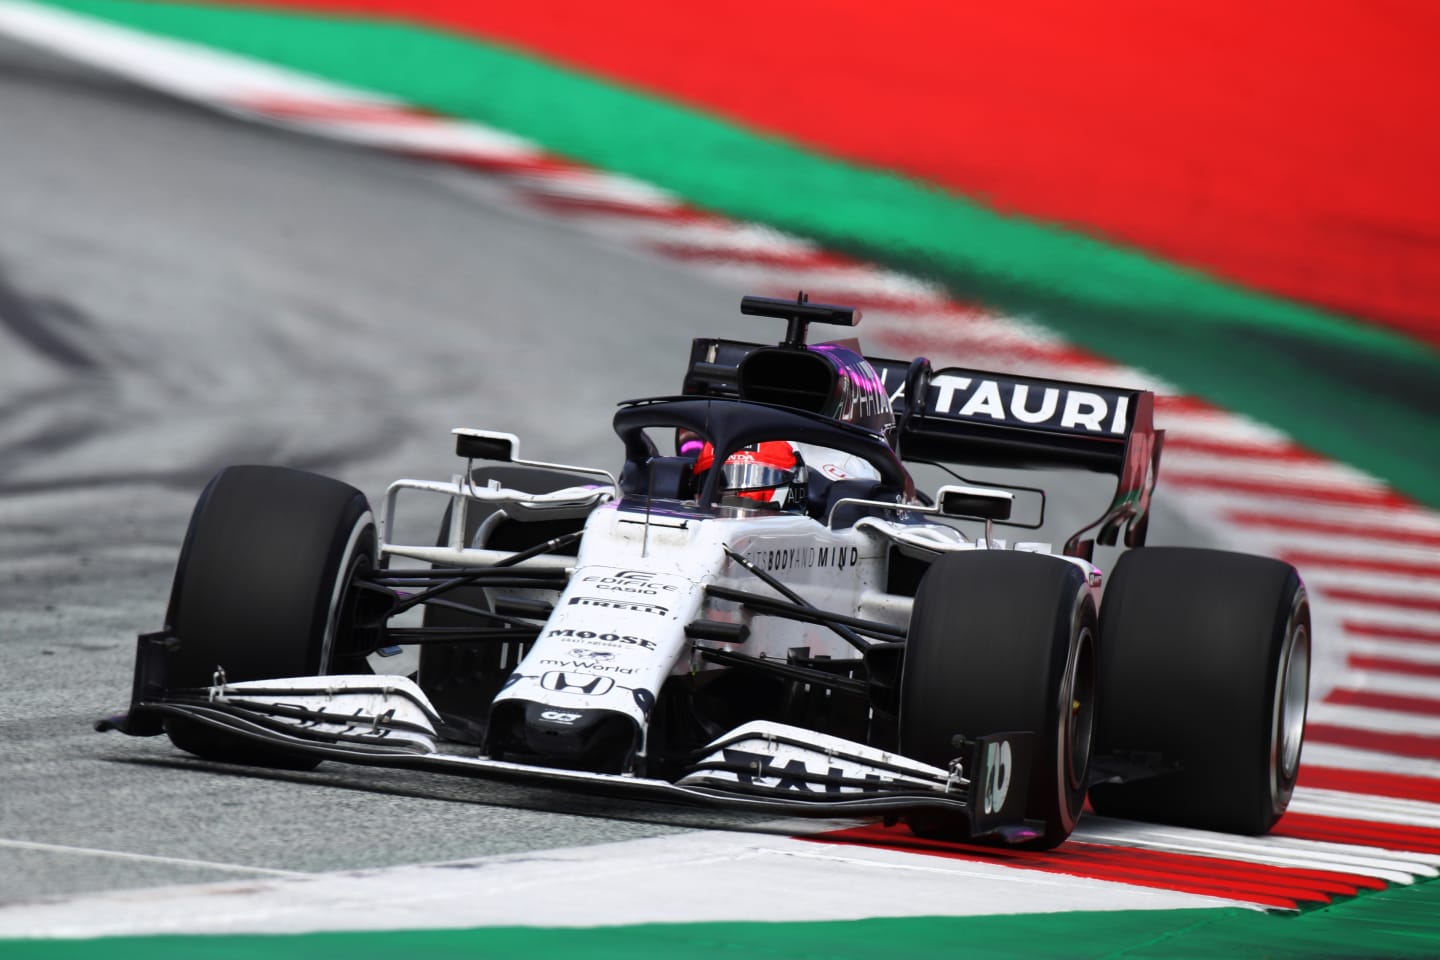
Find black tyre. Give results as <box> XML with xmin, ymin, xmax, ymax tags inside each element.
<box><xmin>899</xmin><ymin>551</ymin><xmax>1097</xmax><ymax>849</ymax></box>
<box><xmin>1089</xmin><ymin>547</ymin><xmax>1310</xmax><ymax>834</ymax></box>
<box><xmin>163</xmin><ymin>465</ymin><xmax>377</xmax><ymax>766</ymax></box>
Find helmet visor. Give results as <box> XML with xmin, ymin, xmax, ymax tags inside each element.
<box><xmin>721</xmin><ymin>461</ymin><xmax>792</xmax><ymax>493</ymax></box>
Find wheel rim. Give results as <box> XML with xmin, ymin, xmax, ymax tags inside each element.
<box><xmin>318</xmin><ymin>512</ymin><xmax>376</xmax><ymax>674</ymax></box>
<box><xmin>1271</xmin><ymin>592</ymin><xmax>1311</xmax><ymax>805</ymax></box>
<box><xmin>1065</xmin><ymin>625</ymin><xmax>1097</xmax><ymax>791</ymax></box>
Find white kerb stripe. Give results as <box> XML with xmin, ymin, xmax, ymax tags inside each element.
<box><xmin>1302</xmin><ymin>743</ymin><xmax>1440</xmax><ymax>778</ymax></box>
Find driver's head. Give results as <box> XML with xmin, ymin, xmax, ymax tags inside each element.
<box><xmin>695</xmin><ymin>441</ymin><xmax>806</xmax><ymax>511</ymax></box>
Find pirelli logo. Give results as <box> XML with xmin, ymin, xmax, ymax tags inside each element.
<box><xmin>568</xmin><ymin>596</ymin><xmax>669</xmax><ymax>616</ymax></box>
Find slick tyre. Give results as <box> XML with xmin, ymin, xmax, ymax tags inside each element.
<box><xmin>899</xmin><ymin>552</ymin><xmax>1097</xmax><ymax>849</ymax></box>
<box><xmin>1089</xmin><ymin>547</ymin><xmax>1310</xmax><ymax>834</ymax></box>
<box><xmin>163</xmin><ymin>465</ymin><xmax>377</xmax><ymax>768</ymax></box>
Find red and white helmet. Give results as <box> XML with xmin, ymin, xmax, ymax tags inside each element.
<box><xmin>695</xmin><ymin>441</ymin><xmax>806</xmax><ymax>510</ymax></box>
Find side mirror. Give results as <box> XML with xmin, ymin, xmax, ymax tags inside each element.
<box><xmin>937</xmin><ymin>484</ymin><xmax>1014</xmax><ymax>521</ymax></box>
<box><xmin>453</xmin><ymin>429</ymin><xmax>519</xmax><ymax>462</ymax></box>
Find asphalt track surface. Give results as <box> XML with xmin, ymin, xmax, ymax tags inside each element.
<box><xmin>0</xmin><ymin>34</ymin><xmax>1213</xmax><ymax>905</ymax></box>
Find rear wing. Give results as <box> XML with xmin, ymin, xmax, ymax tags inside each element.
<box><xmin>684</xmin><ymin>338</ymin><xmax>1164</xmax><ymax>557</ymax></box>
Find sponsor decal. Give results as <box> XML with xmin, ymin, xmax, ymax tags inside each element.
<box><xmin>540</xmin><ymin>671</ymin><xmax>615</xmax><ymax>695</ymax></box>
<box><xmin>743</xmin><ymin>544</ymin><xmax>861</xmax><ymax>572</ymax></box>
<box><xmin>567</xmin><ymin>648</ymin><xmax>615</xmax><ymax>661</ymax></box>
<box><xmin>539</xmin><ymin>710</ymin><xmax>582</xmax><ymax>725</ymax></box>
<box><xmin>983</xmin><ymin>739</ymin><xmax>1014</xmax><ymax>815</ymax></box>
<box><xmin>540</xmin><ymin>659</ymin><xmax>637</xmax><ymax>675</ymax></box>
<box><xmin>812</xmin><ymin>344</ymin><xmax>893</xmax><ymax>428</ymax></box>
<box><xmin>580</xmin><ymin>569</ymin><xmax>683</xmax><ymax>596</ymax></box>
<box><xmin>568</xmin><ymin>596</ymin><xmax>669</xmax><ymax>617</ymax></box>
<box><xmin>879</xmin><ymin>368</ymin><xmax>1130</xmax><ymax>435</ymax></box>
<box><xmin>931</xmin><ymin>374</ymin><xmax>1128</xmax><ymax>434</ymax></box>
<box><xmin>544</xmin><ymin>628</ymin><xmax>657</xmax><ymax>650</ymax></box>
<box><xmin>719</xmin><ymin>747</ymin><xmax>905</xmax><ymax>795</ymax></box>
<box><xmin>837</xmin><ymin>370</ymin><xmax>891</xmax><ymax>425</ymax></box>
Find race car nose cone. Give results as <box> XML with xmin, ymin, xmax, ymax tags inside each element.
<box><xmin>514</xmin><ymin>701</ymin><xmax>638</xmax><ymax>769</ymax></box>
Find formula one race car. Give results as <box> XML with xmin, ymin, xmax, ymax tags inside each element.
<box><xmin>100</xmin><ymin>294</ymin><xmax>1311</xmax><ymax>849</ymax></box>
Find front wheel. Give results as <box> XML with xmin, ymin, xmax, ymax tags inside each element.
<box><xmin>899</xmin><ymin>551</ymin><xmax>1097</xmax><ymax>849</ymax></box>
<box><xmin>1089</xmin><ymin>547</ymin><xmax>1310</xmax><ymax>834</ymax></box>
<box><xmin>163</xmin><ymin>465</ymin><xmax>377</xmax><ymax>767</ymax></box>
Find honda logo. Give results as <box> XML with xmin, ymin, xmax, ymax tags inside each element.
<box><xmin>540</xmin><ymin>671</ymin><xmax>615</xmax><ymax>696</ymax></box>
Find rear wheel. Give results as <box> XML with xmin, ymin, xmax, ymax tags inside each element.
<box><xmin>899</xmin><ymin>551</ymin><xmax>1097</xmax><ymax>849</ymax></box>
<box><xmin>1089</xmin><ymin>547</ymin><xmax>1310</xmax><ymax>834</ymax></box>
<box><xmin>163</xmin><ymin>465</ymin><xmax>377</xmax><ymax>767</ymax></box>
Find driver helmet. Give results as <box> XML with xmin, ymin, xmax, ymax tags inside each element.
<box><xmin>695</xmin><ymin>441</ymin><xmax>807</xmax><ymax>511</ymax></box>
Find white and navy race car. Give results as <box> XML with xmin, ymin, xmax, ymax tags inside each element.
<box><xmin>101</xmin><ymin>294</ymin><xmax>1311</xmax><ymax>849</ymax></box>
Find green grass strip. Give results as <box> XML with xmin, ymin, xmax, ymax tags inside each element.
<box><xmin>8</xmin><ymin>877</ymin><xmax>1440</xmax><ymax>960</ymax></box>
<box><xmin>33</xmin><ymin>0</ymin><xmax>1440</xmax><ymax>508</ymax></box>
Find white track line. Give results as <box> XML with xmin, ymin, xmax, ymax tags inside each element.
<box><xmin>0</xmin><ymin>838</ymin><xmax>316</xmax><ymax>878</ymax></box>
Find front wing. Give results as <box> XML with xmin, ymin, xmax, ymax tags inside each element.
<box><xmin>100</xmin><ymin>671</ymin><xmax>1040</xmax><ymax>843</ymax></box>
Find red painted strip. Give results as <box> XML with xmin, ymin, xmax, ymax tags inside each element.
<box><xmin>1160</xmin><ymin>435</ymin><xmax>1320</xmax><ymax>463</ymax></box>
<box><xmin>650</xmin><ymin>243</ymin><xmax>858</xmax><ymax>270</ymax></box>
<box><xmin>1273</xmin><ymin>812</ymin><xmax>1440</xmax><ymax>855</ymax></box>
<box><xmin>1325</xmin><ymin>687</ymin><xmax>1440</xmax><ymax>717</ymax></box>
<box><xmin>1346</xmin><ymin>655</ymin><xmax>1440</xmax><ymax>678</ymax></box>
<box><xmin>1345</xmin><ymin>621</ymin><xmax>1440</xmax><ymax>645</ymax></box>
<box><xmin>878</xmin><ymin>329</ymin><xmax>1110</xmax><ymax>373</ymax></box>
<box><xmin>769</xmin><ymin>291</ymin><xmax>949</xmax><ymax>313</ymax></box>
<box><xmin>803</xmin><ymin>824</ymin><xmax>1387</xmax><ymax>908</ymax></box>
<box><xmin>1324</xmin><ymin>587</ymin><xmax>1440</xmax><ymax>614</ymax></box>
<box><xmin>237</xmin><ymin>94</ymin><xmax>437</xmax><ymax>124</ymax></box>
<box><xmin>1153</xmin><ymin>395</ymin><xmax>1222</xmax><ymax>416</ymax></box>
<box><xmin>1305</xmin><ymin>722</ymin><xmax>1440</xmax><ymax>760</ymax></box>
<box><xmin>1282</xmin><ymin>551</ymin><xmax>1440</xmax><ymax>579</ymax></box>
<box><xmin>1299</xmin><ymin>765</ymin><xmax>1440</xmax><ymax>805</ymax></box>
<box><xmin>844</xmin><ymin>298</ymin><xmax>1014</xmax><ymax>319</ymax></box>
<box><xmin>405</xmin><ymin>150</ymin><xmax>572</xmax><ymax>176</ymax></box>
<box><xmin>1225</xmin><ymin>512</ymin><xmax>1440</xmax><ymax>548</ymax></box>
<box><xmin>1163</xmin><ymin>474</ymin><xmax>1406</xmax><ymax>508</ymax></box>
<box><xmin>525</xmin><ymin>193</ymin><xmax>704</xmax><ymax>221</ymax></box>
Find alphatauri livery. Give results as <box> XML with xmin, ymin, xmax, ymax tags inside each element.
<box><xmin>102</xmin><ymin>293</ymin><xmax>1311</xmax><ymax>848</ymax></box>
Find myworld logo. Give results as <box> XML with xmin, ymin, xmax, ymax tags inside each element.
<box><xmin>539</xmin><ymin>659</ymin><xmax>637</xmax><ymax>675</ymax></box>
